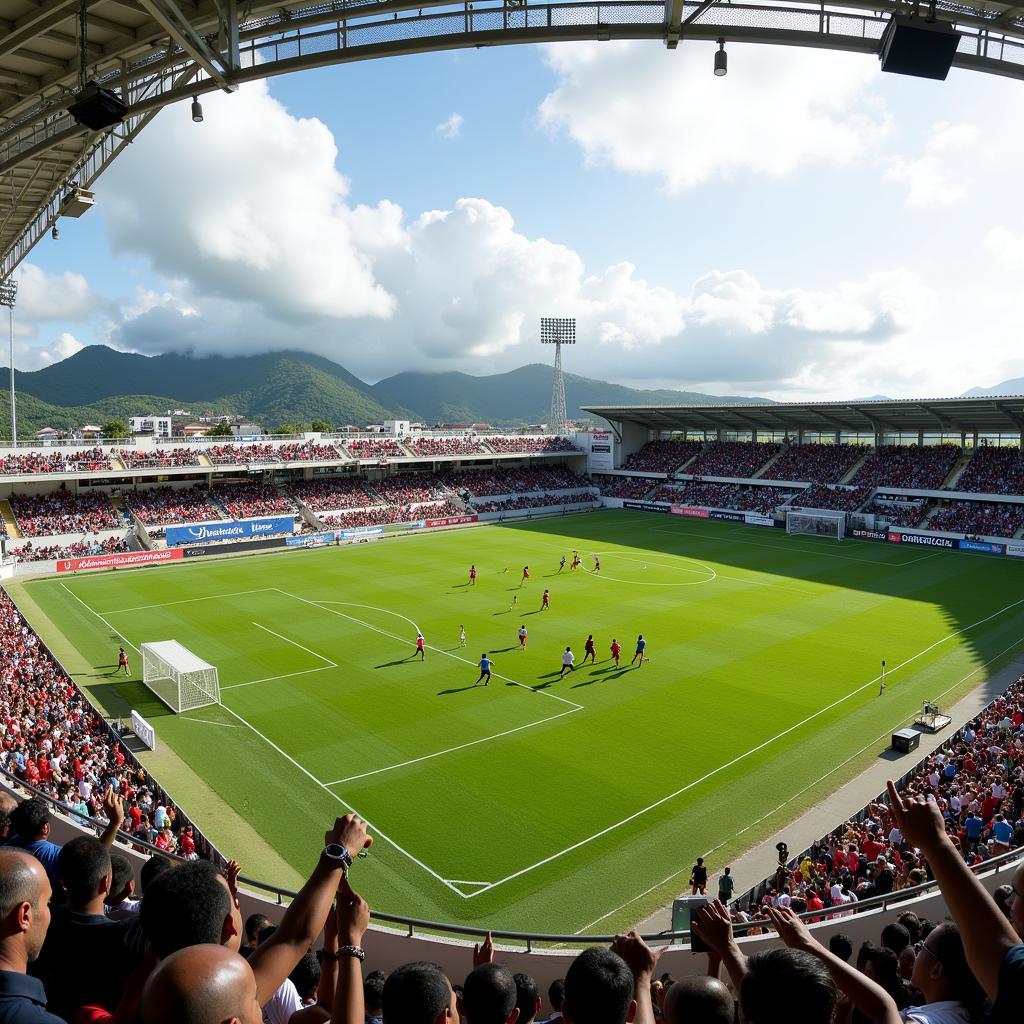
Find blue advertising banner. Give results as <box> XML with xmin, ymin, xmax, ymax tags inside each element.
<box><xmin>286</xmin><ymin>532</ymin><xmax>337</xmax><ymax>548</ymax></box>
<box><xmin>167</xmin><ymin>516</ymin><xmax>295</xmax><ymax>547</ymax></box>
<box><xmin>339</xmin><ymin>526</ymin><xmax>385</xmax><ymax>540</ymax></box>
<box><xmin>959</xmin><ymin>539</ymin><xmax>1004</xmax><ymax>555</ymax></box>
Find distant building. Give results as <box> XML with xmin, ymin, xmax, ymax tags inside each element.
<box><xmin>77</xmin><ymin>425</ymin><xmax>103</xmax><ymax>440</ymax></box>
<box><xmin>182</xmin><ymin>423</ymin><xmax>209</xmax><ymax>437</ymax></box>
<box><xmin>471</xmin><ymin>423</ymin><xmax>493</xmax><ymax>432</ymax></box>
<box><xmin>130</xmin><ymin>415</ymin><xmax>173</xmax><ymax>439</ymax></box>
<box><xmin>35</xmin><ymin>427</ymin><xmax>62</xmax><ymax>441</ymax></box>
<box><xmin>382</xmin><ymin>420</ymin><xmax>411</xmax><ymax>436</ymax></box>
<box><xmin>231</xmin><ymin>422</ymin><xmax>263</xmax><ymax>438</ymax></box>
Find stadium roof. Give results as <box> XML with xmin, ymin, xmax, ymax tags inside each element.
<box><xmin>4</xmin><ymin>0</ymin><xmax>1024</xmax><ymax>280</ymax></box>
<box><xmin>581</xmin><ymin>396</ymin><xmax>1024</xmax><ymax>435</ymax></box>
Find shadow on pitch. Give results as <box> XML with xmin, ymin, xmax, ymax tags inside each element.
<box><xmin>437</xmin><ymin>683</ymin><xmax>483</xmax><ymax>695</ymax></box>
<box><xmin>375</xmin><ymin>654</ymin><xmax>417</xmax><ymax>668</ymax></box>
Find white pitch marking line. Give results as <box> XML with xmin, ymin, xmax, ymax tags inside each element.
<box><xmin>58</xmin><ymin>584</ymin><xmax>466</xmax><ymax>899</ymax></box>
<box><xmin>276</xmin><ymin>590</ymin><xmax>584</xmax><ymax>712</ymax></box>
<box><xmin>324</xmin><ymin>706</ymin><xmax>581</xmax><ymax>785</ymax></box>
<box><xmin>179</xmin><ymin>716</ymin><xmax>243</xmax><ymax>729</ymax></box>
<box><xmin>462</xmin><ymin>593</ymin><xmax>1024</xmax><ymax>899</ymax></box>
<box><xmin>221</xmin><ymin>666</ymin><xmax>334</xmax><ymax>691</ymax></box>
<box><xmin>446</xmin><ymin>879</ymin><xmax>494</xmax><ymax>887</ymax></box>
<box><xmin>251</xmin><ymin>622</ymin><xmax>337</xmax><ymax>667</ymax></box>
<box><xmin>98</xmin><ymin>588</ymin><xmax>277</xmax><ymax>615</ymax></box>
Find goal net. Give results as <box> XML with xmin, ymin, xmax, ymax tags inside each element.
<box><xmin>786</xmin><ymin>510</ymin><xmax>846</xmax><ymax>541</ymax></box>
<box><xmin>141</xmin><ymin>641</ymin><xmax>220</xmax><ymax>713</ymax></box>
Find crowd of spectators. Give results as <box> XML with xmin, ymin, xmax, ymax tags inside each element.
<box><xmin>789</xmin><ymin>484</ymin><xmax>872</xmax><ymax>512</ymax></box>
<box><xmin>473</xmin><ymin>492</ymin><xmax>597</xmax><ymax>513</ymax></box>
<box><xmin>10</xmin><ymin>536</ymin><xmax>132</xmax><ymax>562</ymax></box>
<box><xmin>487</xmin><ymin>435</ymin><xmax>580</xmax><ymax>453</ymax></box>
<box><xmin>125</xmin><ymin>487</ymin><xmax>226</xmax><ymax>526</ymax></box>
<box><xmin>686</xmin><ymin>441</ymin><xmax>782</xmax><ymax>479</ymax></box>
<box><xmin>116</xmin><ymin>448</ymin><xmax>202</xmax><ymax>469</ymax></box>
<box><xmin>443</xmin><ymin>466</ymin><xmax>583</xmax><ymax>497</ymax></box>
<box><xmin>769</xmin><ymin>443</ymin><xmax>867</xmax><ymax>484</ymax></box>
<box><xmin>852</xmin><ymin>444</ymin><xmax>961</xmax><ymax>490</ymax></box>
<box><xmin>733</xmin><ymin>486</ymin><xmax>795</xmax><ymax>514</ymax></box>
<box><xmin>290</xmin><ymin>478</ymin><xmax>383</xmax><ymax>512</ymax></box>
<box><xmin>927</xmin><ymin>501</ymin><xmax>1024</xmax><ymax>538</ymax></box>
<box><xmin>0</xmin><ymin>449</ymin><xmax>112</xmax><ymax>476</ymax></box>
<box><xmin>954</xmin><ymin>444</ymin><xmax>1024</xmax><ymax>496</ymax></box>
<box><xmin>342</xmin><ymin>438</ymin><xmax>408</xmax><ymax>460</ymax></box>
<box><xmin>649</xmin><ymin>481</ymin><xmax>737</xmax><ymax>507</ymax></box>
<box><xmin>621</xmin><ymin>439</ymin><xmax>702</xmax><ymax>473</ymax></box>
<box><xmin>592</xmin><ymin>475</ymin><xmax>656</xmax><ymax>499</ymax></box>
<box><xmin>10</xmin><ymin>491</ymin><xmax>126</xmax><ymax>537</ymax></box>
<box><xmin>374</xmin><ymin>473</ymin><xmax>452</xmax><ymax>505</ymax></box>
<box><xmin>213</xmin><ymin>482</ymin><xmax>299</xmax><ymax>519</ymax></box>
<box><xmin>275</xmin><ymin>442</ymin><xmax>343</xmax><ymax>462</ymax></box>
<box><xmin>404</xmin><ymin>436</ymin><xmax>489</xmax><ymax>457</ymax></box>
<box><xmin>204</xmin><ymin>444</ymin><xmax>281</xmax><ymax>466</ymax></box>
<box><xmin>869</xmin><ymin>498</ymin><xmax>927</xmax><ymax>528</ymax></box>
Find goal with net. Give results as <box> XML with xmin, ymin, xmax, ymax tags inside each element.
<box><xmin>786</xmin><ymin>510</ymin><xmax>847</xmax><ymax>541</ymax></box>
<box><xmin>141</xmin><ymin>641</ymin><xmax>220</xmax><ymax>713</ymax></box>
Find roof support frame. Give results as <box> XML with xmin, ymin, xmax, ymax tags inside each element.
<box><xmin>136</xmin><ymin>0</ymin><xmax>237</xmax><ymax>90</ymax></box>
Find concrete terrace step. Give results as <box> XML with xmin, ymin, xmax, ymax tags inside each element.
<box><xmin>0</xmin><ymin>499</ymin><xmax>21</xmax><ymax>539</ymax></box>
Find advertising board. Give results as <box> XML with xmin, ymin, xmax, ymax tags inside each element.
<box><xmin>852</xmin><ymin>528</ymin><xmax>888</xmax><ymax>541</ymax></box>
<box><xmin>339</xmin><ymin>526</ymin><xmax>385</xmax><ymax>541</ymax></box>
<box><xmin>671</xmin><ymin>505</ymin><xmax>708</xmax><ymax>518</ymax></box>
<box><xmin>182</xmin><ymin>537</ymin><xmax>287</xmax><ymax>558</ymax></box>
<box><xmin>1007</xmin><ymin>542</ymin><xmax>1024</xmax><ymax>558</ymax></box>
<box><xmin>959</xmin><ymin>540</ymin><xmax>1005</xmax><ymax>555</ymax></box>
<box><xmin>709</xmin><ymin>510</ymin><xmax>744</xmax><ymax>523</ymax></box>
<box><xmin>166</xmin><ymin>516</ymin><xmax>295</xmax><ymax>547</ymax></box>
<box><xmin>744</xmin><ymin>514</ymin><xmax>775</xmax><ymax>527</ymax></box>
<box><xmin>426</xmin><ymin>514</ymin><xmax>478</xmax><ymax>528</ymax></box>
<box><xmin>623</xmin><ymin>501</ymin><xmax>670</xmax><ymax>514</ymax></box>
<box><xmin>56</xmin><ymin>548</ymin><xmax>183</xmax><ymax>573</ymax></box>
<box><xmin>888</xmin><ymin>532</ymin><xmax>955</xmax><ymax>549</ymax></box>
<box><xmin>286</xmin><ymin>532</ymin><xmax>338</xmax><ymax>547</ymax></box>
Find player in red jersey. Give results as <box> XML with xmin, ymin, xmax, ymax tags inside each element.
<box><xmin>541</xmin><ymin>589</ymin><xmax>550</xmax><ymax>610</ymax></box>
<box><xmin>468</xmin><ymin>564</ymin><xmax>477</xmax><ymax>585</ymax></box>
<box><xmin>521</xmin><ymin>565</ymin><xmax>530</xmax><ymax>586</ymax></box>
<box><xmin>582</xmin><ymin>634</ymin><xmax>596</xmax><ymax>665</ymax></box>
<box><xmin>117</xmin><ymin>646</ymin><xmax>130</xmax><ymax>675</ymax></box>
<box><xmin>610</xmin><ymin>638</ymin><xmax>622</xmax><ymax>666</ymax></box>
<box><xmin>415</xmin><ymin>631</ymin><xmax>425</xmax><ymax>660</ymax></box>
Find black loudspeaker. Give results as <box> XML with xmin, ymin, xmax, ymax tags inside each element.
<box><xmin>879</xmin><ymin>16</ymin><xmax>961</xmax><ymax>81</ymax></box>
<box><xmin>68</xmin><ymin>83</ymin><xmax>128</xmax><ymax>131</ymax></box>
<box><xmin>891</xmin><ymin>728</ymin><xmax>921</xmax><ymax>754</ymax></box>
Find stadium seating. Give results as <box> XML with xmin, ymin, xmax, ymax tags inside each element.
<box><xmin>472</xmin><ymin>492</ymin><xmax>597</xmax><ymax>513</ymax></box>
<box><xmin>0</xmin><ymin>448</ymin><xmax>112</xmax><ymax>475</ymax></box>
<box><xmin>342</xmin><ymin>438</ymin><xmax>407</xmax><ymax>460</ymax></box>
<box><xmin>213</xmin><ymin>482</ymin><xmax>298</xmax><ymax>519</ymax></box>
<box><xmin>768</xmin><ymin>443</ymin><xmax>866</xmax><ymax>483</ymax></box>
<box><xmin>9</xmin><ymin>491</ymin><xmax>125</xmax><ymax>536</ymax></box>
<box><xmin>442</xmin><ymin>466</ymin><xmax>583</xmax><ymax>497</ymax></box>
<box><xmin>953</xmin><ymin>445</ymin><xmax>1024</xmax><ymax>495</ymax></box>
<box><xmin>732</xmin><ymin>486</ymin><xmax>796</xmax><ymax>514</ymax></box>
<box><xmin>275</xmin><ymin>441</ymin><xmax>342</xmax><ymax>462</ymax></box>
<box><xmin>404</xmin><ymin>436</ymin><xmax>489</xmax><ymax>457</ymax></box>
<box><xmin>592</xmin><ymin>475</ymin><xmax>656</xmax><ymax>499</ymax></box>
<box><xmin>789</xmin><ymin>484</ymin><xmax>872</xmax><ymax>512</ymax></box>
<box><xmin>290</xmin><ymin>477</ymin><xmax>383</xmax><ymax>512</ymax></box>
<box><xmin>621</xmin><ymin>439</ymin><xmax>702</xmax><ymax>473</ymax></box>
<box><xmin>374</xmin><ymin>472</ymin><xmax>453</xmax><ymax>505</ymax></box>
<box><xmin>685</xmin><ymin>441</ymin><xmax>781</xmax><ymax>479</ymax></box>
<box><xmin>487</xmin><ymin>436</ymin><xmax>580</xmax><ymax>453</ymax></box>
<box><xmin>868</xmin><ymin>498</ymin><xmax>927</xmax><ymax>528</ymax></box>
<box><xmin>125</xmin><ymin>486</ymin><xmax>226</xmax><ymax>526</ymax></box>
<box><xmin>204</xmin><ymin>443</ymin><xmax>281</xmax><ymax>466</ymax></box>
<box><xmin>649</xmin><ymin>481</ymin><xmax>738</xmax><ymax>507</ymax></box>
<box><xmin>116</xmin><ymin>447</ymin><xmax>202</xmax><ymax>468</ymax></box>
<box><xmin>322</xmin><ymin>499</ymin><xmax>465</xmax><ymax>529</ymax></box>
<box><xmin>926</xmin><ymin>501</ymin><xmax>1024</xmax><ymax>537</ymax></box>
<box><xmin>9</xmin><ymin>536</ymin><xmax>132</xmax><ymax>561</ymax></box>
<box><xmin>851</xmin><ymin>444</ymin><xmax>961</xmax><ymax>490</ymax></box>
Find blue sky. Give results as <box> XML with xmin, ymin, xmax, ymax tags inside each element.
<box><xmin>14</xmin><ymin>40</ymin><xmax>1024</xmax><ymax>400</ymax></box>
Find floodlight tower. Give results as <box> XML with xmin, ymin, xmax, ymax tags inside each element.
<box><xmin>540</xmin><ymin>317</ymin><xmax>575</xmax><ymax>434</ymax></box>
<box><xmin>0</xmin><ymin>280</ymin><xmax>16</xmax><ymax>447</ymax></box>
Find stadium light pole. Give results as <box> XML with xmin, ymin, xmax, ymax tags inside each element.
<box><xmin>0</xmin><ymin>280</ymin><xmax>16</xmax><ymax>447</ymax></box>
<box><xmin>540</xmin><ymin>317</ymin><xmax>576</xmax><ymax>434</ymax></box>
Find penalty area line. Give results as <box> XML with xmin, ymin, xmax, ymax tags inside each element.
<box><xmin>250</xmin><ymin>622</ymin><xmax>337</xmax><ymax>667</ymax></box>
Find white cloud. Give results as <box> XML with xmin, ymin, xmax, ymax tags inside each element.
<box><xmin>884</xmin><ymin>121</ymin><xmax>979</xmax><ymax>206</ymax></box>
<box><xmin>14</xmin><ymin>263</ymin><xmax>98</xmax><ymax>324</ymax></box>
<box><xmin>985</xmin><ymin>226</ymin><xmax>1024</xmax><ymax>271</ymax></box>
<box><xmin>538</xmin><ymin>43</ymin><xmax>890</xmax><ymax>192</ymax></box>
<box><xmin>434</xmin><ymin>112</ymin><xmax>464</xmax><ymax>139</ymax></box>
<box><xmin>13</xmin><ymin>331</ymin><xmax>85</xmax><ymax>370</ymax></box>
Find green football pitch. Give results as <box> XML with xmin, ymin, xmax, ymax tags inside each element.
<box><xmin>9</xmin><ymin>510</ymin><xmax>1024</xmax><ymax>933</ymax></box>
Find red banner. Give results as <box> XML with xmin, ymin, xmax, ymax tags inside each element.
<box><xmin>888</xmin><ymin>532</ymin><xmax>902</xmax><ymax>543</ymax></box>
<box><xmin>425</xmin><ymin>514</ymin><xmax>478</xmax><ymax>528</ymax></box>
<box><xmin>671</xmin><ymin>505</ymin><xmax>708</xmax><ymax>518</ymax></box>
<box><xmin>56</xmin><ymin>549</ymin><xmax>184</xmax><ymax>573</ymax></box>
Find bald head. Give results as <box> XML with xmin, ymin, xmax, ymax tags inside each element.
<box><xmin>663</xmin><ymin>978</ymin><xmax>734</xmax><ymax>1024</ymax></box>
<box><xmin>0</xmin><ymin>849</ymin><xmax>51</xmax><ymax>964</ymax></box>
<box><xmin>0</xmin><ymin>791</ymin><xmax>18</xmax><ymax>839</ymax></box>
<box><xmin>142</xmin><ymin>945</ymin><xmax>261</xmax><ymax>1024</ymax></box>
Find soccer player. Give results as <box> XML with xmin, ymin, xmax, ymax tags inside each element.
<box><xmin>593</xmin><ymin>554</ymin><xmax>601</xmax><ymax>573</ymax></box>
<box><xmin>521</xmin><ymin>565</ymin><xmax>530</xmax><ymax>586</ymax></box>
<box><xmin>690</xmin><ymin>857</ymin><xmax>708</xmax><ymax>896</ymax></box>
<box><xmin>582</xmin><ymin>634</ymin><xmax>596</xmax><ymax>665</ymax></box>
<box><xmin>571</xmin><ymin>553</ymin><xmax>582</xmax><ymax>571</ymax></box>
<box><xmin>558</xmin><ymin>554</ymin><xmax>566</xmax><ymax>573</ymax></box>
<box><xmin>510</xmin><ymin>593</ymin><xmax>518</xmax><ymax>611</ymax></box>
<box><xmin>477</xmin><ymin>653</ymin><xmax>492</xmax><ymax>686</ymax></box>
<box><xmin>518</xmin><ymin>625</ymin><xmax>528</xmax><ymax>650</ymax></box>
<box><xmin>117</xmin><ymin>646</ymin><xmax>130</xmax><ymax>676</ymax></box>
<box><xmin>560</xmin><ymin>646</ymin><xmax>575</xmax><ymax>678</ymax></box>
<box><xmin>468</xmin><ymin>564</ymin><xmax>477</xmax><ymax>586</ymax></box>
<box><xmin>459</xmin><ymin>625</ymin><xmax>466</xmax><ymax>647</ymax></box>
<box><xmin>540</xmin><ymin>589</ymin><xmax>550</xmax><ymax>611</ymax></box>
<box><xmin>415</xmin><ymin>631</ymin><xmax>425</xmax><ymax>661</ymax></box>
<box><xmin>631</xmin><ymin>634</ymin><xmax>647</xmax><ymax>667</ymax></box>
<box><xmin>610</xmin><ymin>638</ymin><xmax>622</xmax><ymax>666</ymax></box>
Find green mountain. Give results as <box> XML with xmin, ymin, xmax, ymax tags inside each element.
<box><xmin>371</xmin><ymin>363</ymin><xmax>771</xmax><ymax>424</ymax></box>
<box><xmin>2</xmin><ymin>346</ymin><xmax>769</xmax><ymax>437</ymax></box>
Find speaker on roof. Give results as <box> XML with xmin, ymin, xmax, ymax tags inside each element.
<box><xmin>68</xmin><ymin>82</ymin><xmax>128</xmax><ymax>131</ymax></box>
<box><xmin>879</xmin><ymin>15</ymin><xmax>961</xmax><ymax>81</ymax></box>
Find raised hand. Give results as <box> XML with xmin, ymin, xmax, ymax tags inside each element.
<box><xmin>611</xmin><ymin>930</ymin><xmax>665</xmax><ymax>980</ymax></box>
<box><xmin>226</xmin><ymin>859</ymin><xmax>241</xmax><ymax>899</ymax></box>
<box><xmin>886</xmin><ymin>780</ymin><xmax>947</xmax><ymax>853</ymax></box>
<box><xmin>326</xmin><ymin>814</ymin><xmax>373</xmax><ymax>860</ymax></box>
<box><xmin>473</xmin><ymin>931</ymin><xmax>495</xmax><ymax>966</ymax></box>
<box><xmin>765</xmin><ymin>905</ymin><xmax>816</xmax><ymax>953</ymax></box>
<box><xmin>691</xmin><ymin>900</ymin><xmax>734</xmax><ymax>957</ymax></box>
<box><xmin>335</xmin><ymin>875</ymin><xmax>371</xmax><ymax>945</ymax></box>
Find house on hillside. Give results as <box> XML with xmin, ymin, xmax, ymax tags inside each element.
<box><xmin>182</xmin><ymin>423</ymin><xmax>209</xmax><ymax>437</ymax></box>
<box><xmin>34</xmin><ymin>427</ymin><xmax>63</xmax><ymax>442</ymax></box>
<box><xmin>77</xmin><ymin>425</ymin><xmax>103</xmax><ymax>440</ymax></box>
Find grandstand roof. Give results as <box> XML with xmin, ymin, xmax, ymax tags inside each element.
<box><xmin>582</xmin><ymin>396</ymin><xmax>1024</xmax><ymax>435</ymax></box>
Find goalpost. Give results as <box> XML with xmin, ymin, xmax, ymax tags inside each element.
<box><xmin>786</xmin><ymin>510</ymin><xmax>847</xmax><ymax>541</ymax></box>
<box><xmin>141</xmin><ymin>641</ymin><xmax>220</xmax><ymax>713</ymax></box>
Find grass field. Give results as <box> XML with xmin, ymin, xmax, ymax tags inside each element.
<box><xmin>9</xmin><ymin>509</ymin><xmax>1024</xmax><ymax>933</ymax></box>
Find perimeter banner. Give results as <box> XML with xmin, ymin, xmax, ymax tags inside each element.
<box><xmin>888</xmin><ymin>532</ymin><xmax>956</xmax><ymax>549</ymax></box>
<box><xmin>959</xmin><ymin>540</ymin><xmax>1005</xmax><ymax>555</ymax></box>
<box><xmin>286</xmin><ymin>532</ymin><xmax>338</xmax><ymax>547</ymax></box>
<box><xmin>426</xmin><ymin>514</ymin><xmax>478</xmax><ymax>528</ymax></box>
<box><xmin>623</xmin><ymin>501</ymin><xmax>670</xmax><ymax>514</ymax></box>
<box><xmin>56</xmin><ymin>549</ymin><xmax>183</xmax><ymax>572</ymax></box>
<box><xmin>166</xmin><ymin>516</ymin><xmax>295</xmax><ymax>547</ymax></box>
<box><xmin>671</xmin><ymin>505</ymin><xmax>708</xmax><ymax>518</ymax></box>
<box><xmin>339</xmin><ymin>526</ymin><xmax>385</xmax><ymax>540</ymax></box>
<box><xmin>1007</xmin><ymin>542</ymin><xmax>1024</xmax><ymax>558</ymax></box>
<box><xmin>744</xmin><ymin>514</ymin><xmax>775</xmax><ymax>527</ymax></box>
<box><xmin>852</xmin><ymin>528</ymin><xmax>888</xmax><ymax>541</ymax></box>
<box><xmin>709</xmin><ymin>510</ymin><xmax>744</xmax><ymax>523</ymax></box>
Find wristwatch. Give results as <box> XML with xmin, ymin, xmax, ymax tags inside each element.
<box><xmin>323</xmin><ymin>843</ymin><xmax>353</xmax><ymax>869</ymax></box>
